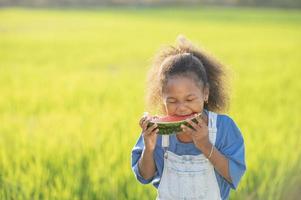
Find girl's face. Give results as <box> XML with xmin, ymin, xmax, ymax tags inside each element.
<box><xmin>162</xmin><ymin>75</ymin><xmax>209</xmax><ymax>116</ymax></box>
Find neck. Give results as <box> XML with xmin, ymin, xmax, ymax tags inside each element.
<box><xmin>176</xmin><ymin>132</ymin><xmax>193</xmax><ymax>143</ymax></box>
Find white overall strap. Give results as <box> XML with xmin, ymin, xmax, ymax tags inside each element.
<box><xmin>161</xmin><ymin>135</ymin><xmax>169</xmax><ymax>158</ymax></box>
<box><xmin>162</xmin><ymin>135</ymin><xmax>169</xmax><ymax>148</ymax></box>
<box><xmin>208</xmin><ymin>111</ymin><xmax>218</xmax><ymax>145</ymax></box>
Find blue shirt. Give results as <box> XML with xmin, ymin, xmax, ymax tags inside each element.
<box><xmin>131</xmin><ymin>113</ymin><xmax>246</xmax><ymax>200</ymax></box>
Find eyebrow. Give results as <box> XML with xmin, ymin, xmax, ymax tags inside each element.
<box><xmin>166</xmin><ymin>94</ymin><xmax>197</xmax><ymax>99</ymax></box>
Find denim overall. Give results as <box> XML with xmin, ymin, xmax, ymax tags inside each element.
<box><xmin>156</xmin><ymin>111</ymin><xmax>221</xmax><ymax>200</ymax></box>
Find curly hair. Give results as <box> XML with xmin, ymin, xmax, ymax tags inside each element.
<box><xmin>145</xmin><ymin>35</ymin><xmax>230</xmax><ymax>114</ymax></box>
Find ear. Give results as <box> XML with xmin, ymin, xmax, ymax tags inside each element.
<box><xmin>203</xmin><ymin>85</ymin><xmax>210</xmax><ymax>102</ymax></box>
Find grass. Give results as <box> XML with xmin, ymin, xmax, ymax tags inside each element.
<box><xmin>0</xmin><ymin>6</ymin><xmax>301</xmax><ymax>199</ymax></box>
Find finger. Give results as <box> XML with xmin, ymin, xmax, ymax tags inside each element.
<box><xmin>142</xmin><ymin>119</ymin><xmax>150</xmax><ymax>131</ymax></box>
<box><xmin>140</xmin><ymin>115</ymin><xmax>147</xmax><ymax>121</ymax></box>
<box><xmin>139</xmin><ymin>116</ymin><xmax>147</xmax><ymax>127</ymax></box>
<box><xmin>181</xmin><ymin>124</ymin><xmax>194</xmax><ymax>135</ymax></box>
<box><xmin>150</xmin><ymin>128</ymin><xmax>159</xmax><ymax>135</ymax></box>
<box><xmin>186</xmin><ymin>119</ymin><xmax>201</xmax><ymax>132</ymax></box>
<box><xmin>195</xmin><ymin>114</ymin><xmax>206</xmax><ymax>127</ymax></box>
<box><xmin>140</xmin><ymin>112</ymin><xmax>150</xmax><ymax>126</ymax></box>
<box><xmin>144</xmin><ymin>123</ymin><xmax>158</xmax><ymax>135</ymax></box>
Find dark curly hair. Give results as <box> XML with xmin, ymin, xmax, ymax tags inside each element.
<box><xmin>146</xmin><ymin>35</ymin><xmax>230</xmax><ymax>114</ymax></box>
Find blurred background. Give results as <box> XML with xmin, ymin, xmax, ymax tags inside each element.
<box><xmin>0</xmin><ymin>0</ymin><xmax>300</xmax><ymax>199</ymax></box>
<box><xmin>1</xmin><ymin>0</ymin><xmax>301</xmax><ymax>8</ymax></box>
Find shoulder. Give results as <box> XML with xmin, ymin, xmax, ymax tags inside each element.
<box><xmin>216</xmin><ymin>113</ymin><xmax>244</xmax><ymax>141</ymax></box>
<box><xmin>216</xmin><ymin>113</ymin><xmax>236</xmax><ymax>128</ymax></box>
<box><xmin>207</xmin><ymin>110</ymin><xmax>235</xmax><ymax>128</ymax></box>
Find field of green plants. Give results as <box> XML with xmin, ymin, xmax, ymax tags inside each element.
<box><xmin>0</xmin><ymin>6</ymin><xmax>300</xmax><ymax>199</ymax></box>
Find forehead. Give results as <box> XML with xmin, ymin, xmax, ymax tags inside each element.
<box><xmin>163</xmin><ymin>76</ymin><xmax>203</xmax><ymax>97</ymax></box>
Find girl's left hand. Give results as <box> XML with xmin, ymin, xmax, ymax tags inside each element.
<box><xmin>181</xmin><ymin>114</ymin><xmax>210</xmax><ymax>151</ymax></box>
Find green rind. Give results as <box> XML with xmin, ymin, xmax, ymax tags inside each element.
<box><xmin>147</xmin><ymin>118</ymin><xmax>199</xmax><ymax>135</ymax></box>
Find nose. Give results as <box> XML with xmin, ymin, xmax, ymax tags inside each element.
<box><xmin>176</xmin><ymin>101</ymin><xmax>190</xmax><ymax>114</ymax></box>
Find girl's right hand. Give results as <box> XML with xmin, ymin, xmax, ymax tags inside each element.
<box><xmin>139</xmin><ymin>113</ymin><xmax>159</xmax><ymax>151</ymax></box>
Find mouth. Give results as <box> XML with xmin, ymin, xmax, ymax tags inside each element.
<box><xmin>174</xmin><ymin>112</ymin><xmax>198</xmax><ymax>117</ymax></box>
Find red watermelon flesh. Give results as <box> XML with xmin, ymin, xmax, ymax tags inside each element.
<box><xmin>151</xmin><ymin>113</ymin><xmax>197</xmax><ymax>123</ymax></box>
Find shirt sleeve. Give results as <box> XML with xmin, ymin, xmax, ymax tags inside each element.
<box><xmin>131</xmin><ymin>134</ymin><xmax>157</xmax><ymax>184</ymax></box>
<box><xmin>219</xmin><ymin>117</ymin><xmax>246</xmax><ymax>190</ymax></box>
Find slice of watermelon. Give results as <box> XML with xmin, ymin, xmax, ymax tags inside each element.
<box><xmin>147</xmin><ymin>113</ymin><xmax>202</xmax><ymax>135</ymax></box>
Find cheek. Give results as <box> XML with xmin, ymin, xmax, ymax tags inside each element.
<box><xmin>193</xmin><ymin>102</ymin><xmax>204</xmax><ymax>112</ymax></box>
<box><xmin>189</xmin><ymin>99</ymin><xmax>205</xmax><ymax>112</ymax></box>
<box><xmin>164</xmin><ymin>104</ymin><xmax>177</xmax><ymax>115</ymax></box>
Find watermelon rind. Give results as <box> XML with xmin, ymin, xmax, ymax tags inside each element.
<box><xmin>147</xmin><ymin>113</ymin><xmax>202</xmax><ymax>135</ymax></box>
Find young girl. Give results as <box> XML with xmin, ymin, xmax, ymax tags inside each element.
<box><xmin>131</xmin><ymin>36</ymin><xmax>246</xmax><ymax>200</ymax></box>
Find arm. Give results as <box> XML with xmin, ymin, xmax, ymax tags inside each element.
<box><xmin>199</xmin><ymin>141</ymin><xmax>232</xmax><ymax>183</ymax></box>
<box><xmin>138</xmin><ymin>148</ymin><xmax>157</xmax><ymax>180</ymax></box>
<box><xmin>183</xmin><ymin>115</ymin><xmax>246</xmax><ymax>186</ymax></box>
<box><xmin>137</xmin><ymin>114</ymin><xmax>159</xmax><ymax>180</ymax></box>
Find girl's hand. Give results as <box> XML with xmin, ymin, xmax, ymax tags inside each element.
<box><xmin>139</xmin><ymin>113</ymin><xmax>159</xmax><ymax>151</ymax></box>
<box><xmin>181</xmin><ymin>114</ymin><xmax>210</xmax><ymax>151</ymax></box>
